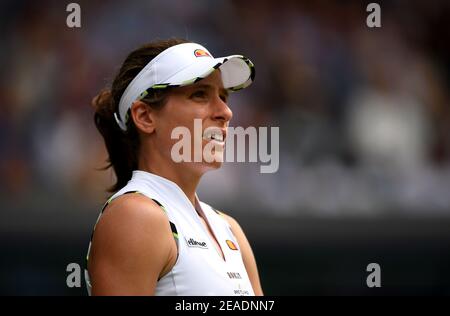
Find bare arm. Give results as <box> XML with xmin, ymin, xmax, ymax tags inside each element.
<box><xmin>222</xmin><ymin>213</ymin><xmax>264</xmax><ymax>296</ymax></box>
<box><xmin>88</xmin><ymin>194</ymin><xmax>177</xmax><ymax>295</ymax></box>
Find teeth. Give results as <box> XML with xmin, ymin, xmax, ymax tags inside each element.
<box><xmin>203</xmin><ymin>129</ymin><xmax>224</xmax><ymax>142</ymax></box>
<box><xmin>212</xmin><ymin>133</ymin><xmax>224</xmax><ymax>141</ymax></box>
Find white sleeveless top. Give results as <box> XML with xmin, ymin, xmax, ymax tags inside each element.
<box><xmin>85</xmin><ymin>170</ymin><xmax>255</xmax><ymax>296</ymax></box>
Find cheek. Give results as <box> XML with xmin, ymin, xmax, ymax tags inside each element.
<box><xmin>156</xmin><ymin>98</ymin><xmax>210</xmax><ymax>151</ymax></box>
<box><xmin>155</xmin><ymin>111</ymin><xmax>195</xmax><ymax>154</ymax></box>
<box><xmin>163</xmin><ymin>102</ymin><xmax>208</xmax><ymax>134</ymax></box>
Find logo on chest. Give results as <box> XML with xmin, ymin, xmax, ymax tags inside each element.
<box><xmin>184</xmin><ymin>237</ymin><xmax>209</xmax><ymax>249</ymax></box>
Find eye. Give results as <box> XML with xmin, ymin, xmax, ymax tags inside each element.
<box><xmin>190</xmin><ymin>90</ymin><xmax>207</xmax><ymax>99</ymax></box>
<box><xmin>220</xmin><ymin>94</ymin><xmax>228</xmax><ymax>103</ymax></box>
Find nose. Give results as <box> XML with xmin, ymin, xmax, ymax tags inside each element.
<box><xmin>212</xmin><ymin>95</ymin><xmax>233</xmax><ymax>123</ymax></box>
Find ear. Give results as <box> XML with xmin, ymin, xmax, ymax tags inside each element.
<box><xmin>130</xmin><ymin>101</ymin><xmax>156</xmax><ymax>134</ymax></box>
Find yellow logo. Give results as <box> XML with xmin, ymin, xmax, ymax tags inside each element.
<box><xmin>226</xmin><ymin>239</ymin><xmax>238</xmax><ymax>250</ymax></box>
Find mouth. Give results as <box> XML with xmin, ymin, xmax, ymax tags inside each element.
<box><xmin>202</xmin><ymin>128</ymin><xmax>226</xmax><ymax>143</ymax></box>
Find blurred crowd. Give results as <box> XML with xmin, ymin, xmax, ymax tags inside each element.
<box><xmin>1</xmin><ymin>0</ymin><xmax>449</xmax><ymax>216</ymax></box>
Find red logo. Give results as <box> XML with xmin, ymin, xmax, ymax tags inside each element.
<box><xmin>226</xmin><ymin>240</ymin><xmax>238</xmax><ymax>250</ymax></box>
<box><xmin>194</xmin><ymin>49</ymin><xmax>211</xmax><ymax>58</ymax></box>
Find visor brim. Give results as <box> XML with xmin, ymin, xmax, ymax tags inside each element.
<box><xmin>159</xmin><ymin>55</ymin><xmax>255</xmax><ymax>91</ymax></box>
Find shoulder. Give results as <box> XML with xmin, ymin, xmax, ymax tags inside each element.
<box><xmin>97</xmin><ymin>192</ymin><xmax>170</xmax><ymax>235</ymax></box>
<box><xmin>88</xmin><ymin>192</ymin><xmax>175</xmax><ymax>294</ymax></box>
<box><xmin>90</xmin><ymin>192</ymin><xmax>174</xmax><ymax>261</ymax></box>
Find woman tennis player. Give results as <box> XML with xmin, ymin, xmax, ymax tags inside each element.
<box><xmin>85</xmin><ymin>38</ymin><xmax>263</xmax><ymax>296</ymax></box>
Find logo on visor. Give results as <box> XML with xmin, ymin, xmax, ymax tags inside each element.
<box><xmin>226</xmin><ymin>240</ymin><xmax>238</xmax><ymax>250</ymax></box>
<box><xmin>194</xmin><ymin>49</ymin><xmax>211</xmax><ymax>58</ymax></box>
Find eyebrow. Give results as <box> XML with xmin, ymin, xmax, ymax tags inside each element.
<box><xmin>193</xmin><ymin>84</ymin><xmax>229</xmax><ymax>98</ymax></box>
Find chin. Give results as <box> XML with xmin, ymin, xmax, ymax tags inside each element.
<box><xmin>206</xmin><ymin>160</ymin><xmax>223</xmax><ymax>170</ymax></box>
<box><xmin>194</xmin><ymin>158</ymin><xmax>224</xmax><ymax>176</ymax></box>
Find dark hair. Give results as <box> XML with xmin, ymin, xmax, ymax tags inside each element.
<box><xmin>92</xmin><ymin>38</ymin><xmax>189</xmax><ymax>192</ymax></box>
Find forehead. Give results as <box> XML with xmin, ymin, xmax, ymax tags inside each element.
<box><xmin>195</xmin><ymin>69</ymin><xmax>224</xmax><ymax>87</ymax></box>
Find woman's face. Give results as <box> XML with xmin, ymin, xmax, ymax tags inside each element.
<box><xmin>152</xmin><ymin>69</ymin><xmax>233</xmax><ymax>175</ymax></box>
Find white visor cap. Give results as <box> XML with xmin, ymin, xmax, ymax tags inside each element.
<box><xmin>115</xmin><ymin>42</ymin><xmax>255</xmax><ymax>131</ymax></box>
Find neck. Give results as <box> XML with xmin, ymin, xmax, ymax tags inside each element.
<box><xmin>138</xmin><ymin>150</ymin><xmax>202</xmax><ymax>208</ymax></box>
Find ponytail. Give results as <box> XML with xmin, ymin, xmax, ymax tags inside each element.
<box><xmin>92</xmin><ymin>38</ymin><xmax>189</xmax><ymax>192</ymax></box>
